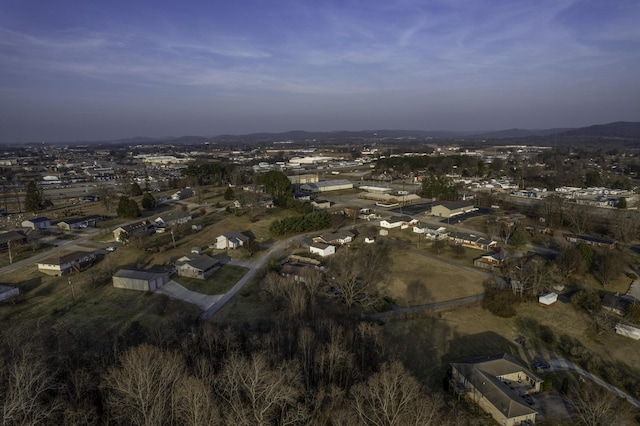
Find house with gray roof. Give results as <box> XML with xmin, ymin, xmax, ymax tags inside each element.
<box><xmin>21</xmin><ymin>216</ymin><xmax>51</xmax><ymax>230</ymax></box>
<box><xmin>154</xmin><ymin>210</ymin><xmax>192</xmax><ymax>228</ymax></box>
<box><xmin>176</xmin><ymin>254</ymin><xmax>220</xmax><ymax>279</ymax></box>
<box><xmin>450</xmin><ymin>354</ymin><xmax>542</xmax><ymax>425</ymax></box>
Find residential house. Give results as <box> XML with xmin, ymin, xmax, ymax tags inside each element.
<box><xmin>280</xmin><ymin>263</ymin><xmax>321</xmax><ymax>282</ymax></box>
<box><xmin>171</xmin><ymin>187</ymin><xmax>195</xmax><ymax>200</ymax></box>
<box><xmin>176</xmin><ymin>254</ymin><xmax>220</xmax><ymax>279</ymax></box>
<box><xmin>312</xmin><ymin>230</ymin><xmax>355</xmax><ymax>245</ymax></box>
<box><xmin>450</xmin><ymin>354</ymin><xmax>542</xmax><ymax>426</ymax></box>
<box><xmin>154</xmin><ymin>210</ymin><xmax>192</xmax><ymax>228</ymax></box>
<box><xmin>448</xmin><ymin>232</ymin><xmax>497</xmax><ymax>251</ymax></box>
<box><xmin>563</xmin><ymin>233</ymin><xmax>616</xmax><ymax>249</ymax></box>
<box><xmin>214</xmin><ymin>231</ymin><xmax>250</xmax><ymax>250</ymax></box>
<box><xmin>57</xmin><ymin>215</ymin><xmax>103</xmax><ymax>230</ymax></box>
<box><xmin>309</xmin><ymin>242</ymin><xmax>336</xmax><ymax>257</ymax></box>
<box><xmin>431</xmin><ymin>201</ymin><xmax>476</xmax><ymax>218</ymax></box>
<box><xmin>0</xmin><ymin>230</ymin><xmax>27</xmax><ymax>251</ymax></box>
<box><xmin>112</xmin><ymin>268</ymin><xmax>170</xmax><ymax>292</ymax></box>
<box><xmin>21</xmin><ymin>216</ymin><xmax>51</xmax><ymax>230</ymax></box>
<box><xmin>37</xmin><ymin>251</ymin><xmax>96</xmax><ymax>276</ymax></box>
<box><xmin>413</xmin><ymin>226</ymin><xmax>449</xmax><ymax>240</ymax></box>
<box><xmin>379</xmin><ymin>215</ymin><xmax>417</xmax><ymax>229</ymax></box>
<box><xmin>112</xmin><ymin>220</ymin><xmax>154</xmax><ymax>242</ymax></box>
<box><xmin>473</xmin><ymin>251</ymin><xmax>506</xmax><ymax>271</ymax></box>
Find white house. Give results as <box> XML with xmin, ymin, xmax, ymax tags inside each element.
<box><xmin>37</xmin><ymin>251</ymin><xmax>96</xmax><ymax>276</ymax></box>
<box><xmin>214</xmin><ymin>231</ymin><xmax>250</xmax><ymax>250</ymax></box>
<box><xmin>309</xmin><ymin>242</ymin><xmax>336</xmax><ymax>257</ymax></box>
<box><xmin>312</xmin><ymin>230</ymin><xmax>355</xmax><ymax>245</ymax></box>
<box><xmin>380</xmin><ymin>215</ymin><xmax>417</xmax><ymax>229</ymax></box>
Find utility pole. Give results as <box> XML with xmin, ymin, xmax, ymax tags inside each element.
<box><xmin>7</xmin><ymin>240</ymin><xmax>12</xmax><ymax>264</ymax></box>
<box><xmin>170</xmin><ymin>230</ymin><xmax>176</xmax><ymax>248</ymax></box>
<box><xmin>68</xmin><ymin>277</ymin><xmax>76</xmax><ymax>304</ymax></box>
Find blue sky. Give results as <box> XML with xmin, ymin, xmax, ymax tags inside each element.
<box><xmin>1</xmin><ymin>0</ymin><xmax>639</xmax><ymax>142</ymax></box>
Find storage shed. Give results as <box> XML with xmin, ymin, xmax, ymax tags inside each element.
<box><xmin>112</xmin><ymin>269</ymin><xmax>170</xmax><ymax>292</ymax></box>
<box><xmin>538</xmin><ymin>292</ymin><xmax>558</xmax><ymax>306</ymax></box>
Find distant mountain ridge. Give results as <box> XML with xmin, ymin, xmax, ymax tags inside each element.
<box><xmin>16</xmin><ymin>120</ymin><xmax>639</xmax><ymax>146</ymax></box>
<box><xmin>557</xmin><ymin>121</ymin><xmax>640</xmax><ymax>139</ymax></box>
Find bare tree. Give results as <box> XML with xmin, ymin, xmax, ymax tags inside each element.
<box><xmin>102</xmin><ymin>344</ymin><xmax>187</xmax><ymax>426</ymax></box>
<box><xmin>216</xmin><ymin>353</ymin><xmax>307</xmax><ymax>426</ymax></box>
<box><xmin>350</xmin><ymin>361</ymin><xmax>447</xmax><ymax>426</ymax></box>
<box><xmin>610</xmin><ymin>210</ymin><xmax>640</xmax><ymax>249</ymax></box>
<box><xmin>329</xmin><ymin>243</ymin><xmax>391</xmax><ymax>309</ymax></box>
<box><xmin>564</xmin><ymin>204</ymin><xmax>597</xmax><ymax>235</ymax></box>
<box><xmin>175</xmin><ymin>376</ymin><xmax>220</xmax><ymax>426</ymax></box>
<box><xmin>568</xmin><ymin>381</ymin><xmax>631</xmax><ymax>426</ymax></box>
<box><xmin>593</xmin><ymin>251</ymin><xmax>624</xmax><ymax>288</ymax></box>
<box><xmin>0</xmin><ymin>346</ymin><xmax>62</xmax><ymax>425</ymax></box>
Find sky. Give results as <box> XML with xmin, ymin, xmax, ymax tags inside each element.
<box><xmin>1</xmin><ymin>0</ymin><xmax>639</xmax><ymax>143</ymax></box>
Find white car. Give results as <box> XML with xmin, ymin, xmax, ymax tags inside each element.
<box><xmin>105</xmin><ymin>246</ymin><xmax>117</xmax><ymax>252</ymax></box>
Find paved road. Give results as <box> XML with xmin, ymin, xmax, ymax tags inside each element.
<box><xmin>548</xmin><ymin>358</ymin><xmax>640</xmax><ymax>409</ymax></box>
<box><xmin>155</xmin><ymin>280</ymin><xmax>222</xmax><ymax>310</ymax></box>
<box><xmin>199</xmin><ymin>235</ymin><xmax>301</xmax><ymax>320</ymax></box>
<box><xmin>0</xmin><ymin>228</ymin><xmax>104</xmax><ymax>275</ymax></box>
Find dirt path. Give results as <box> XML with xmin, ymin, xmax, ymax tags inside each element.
<box><xmin>548</xmin><ymin>358</ymin><xmax>640</xmax><ymax>409</ymax></box>
<box><xmin>365</xmin><ymin>294</ymin><xmax>484</xmax><ymax>320</ymax></box>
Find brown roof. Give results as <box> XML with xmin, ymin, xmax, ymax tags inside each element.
<box><xmin>39</xmin><ymin>251</ymin><xmax>94</xmax><ymax>266</ymax></box>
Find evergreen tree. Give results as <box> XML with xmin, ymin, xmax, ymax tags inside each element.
<box><xmin>259</xmin><ymin>171</ymin><xmax>293</xmax><ymax>200</ymax></box>
<box><xmin>117</xmin><ymin>196</ymin><xmax>141</xmax><ymax>218</ymax></box>
<box><xmin>224</xmin><ymin>187</ymin><xmax>235</xmax><ymax>200</ymax></box>
<box><xmin>617</xmin><ymin>197</ymin><xmax>627</xmax><ymax>209</ymax></box>
<box><xmin>131</xmin><ymin>182</ymin><xmax>143</xmax><ymax>196</ymax></box>
<box><xmin>141</xmin><ymin>192</ymin><xmax>157</xmax><ymax>210</ymax></box>
<box><xmin>24</xmin><ymin>180</ymin><xmax>44</xmax><ymax>214</ymax></box>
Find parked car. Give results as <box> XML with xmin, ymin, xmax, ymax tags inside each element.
<box><xmin>533</xmin><ymin>361</ymin><xmax>550</xmax><ymax>370</ymax></box>
<box><xmin>105</xmin><ymin>246</ymin><xmax>117</xmax><ymax>252</ymax></box>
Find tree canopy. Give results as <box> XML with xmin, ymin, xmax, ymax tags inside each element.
<box><xmin>259</xmin><ymin>171</ymin><xmax>293</xmax><ymax>200</ymax></box>
<box><xmin>116</xmin><ymin>196</ymin><xmax>141</xmax><ymax>218</ymax></box>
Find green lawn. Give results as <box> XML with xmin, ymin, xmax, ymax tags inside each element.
<box><xmin>0</xmin><ymin>259</ymin><xmax>200</xmax><ymax>337</ymax></box>
<box><xmin>0</xmin><ymin>243</ymin><xmax>56</xmax><ymax>268</ymax></box>
<box><xmin>173</xmin><ymin>264</ymin><xmax>249</xmax><ymax>295</ymax></box>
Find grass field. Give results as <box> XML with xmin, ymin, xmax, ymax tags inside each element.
<box><xmin>173</xmin><ymin>264</ymin><xmax>249</xmax><ymax>295</ymax></box>
<box><xmin>0</xmin><ymin>250</ymin><xmax>200</xmax><ymax>336</ymax></box>
<box><xmin>383</xmin><ymin>249</ymin><xmax>486</xmax><ymax>305</ymax></box>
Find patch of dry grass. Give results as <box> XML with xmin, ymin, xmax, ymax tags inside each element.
<box><xmin>382</xmin><ymin>249</ymin><xmax>486</xmax><ymax>306</ymax></box>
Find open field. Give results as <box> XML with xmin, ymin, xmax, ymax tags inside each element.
<box><xmin>380</xmin><ymin>298</ymin><xmax>640</xmax><ymax>395</ymax></box>
<box><xmin>383</xmin><ymin>249</ymin><xmax>486</xmax><ymax>305</ymax></box>
<box><xmin>173</xmin><ymin>264</ymin><xmax>249</xmax><ymax>295</ymax></box>
<box><xmin>0</xmin><ymin>256</ymin><xmax>200</xmax><ymax>337</ymax></box>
